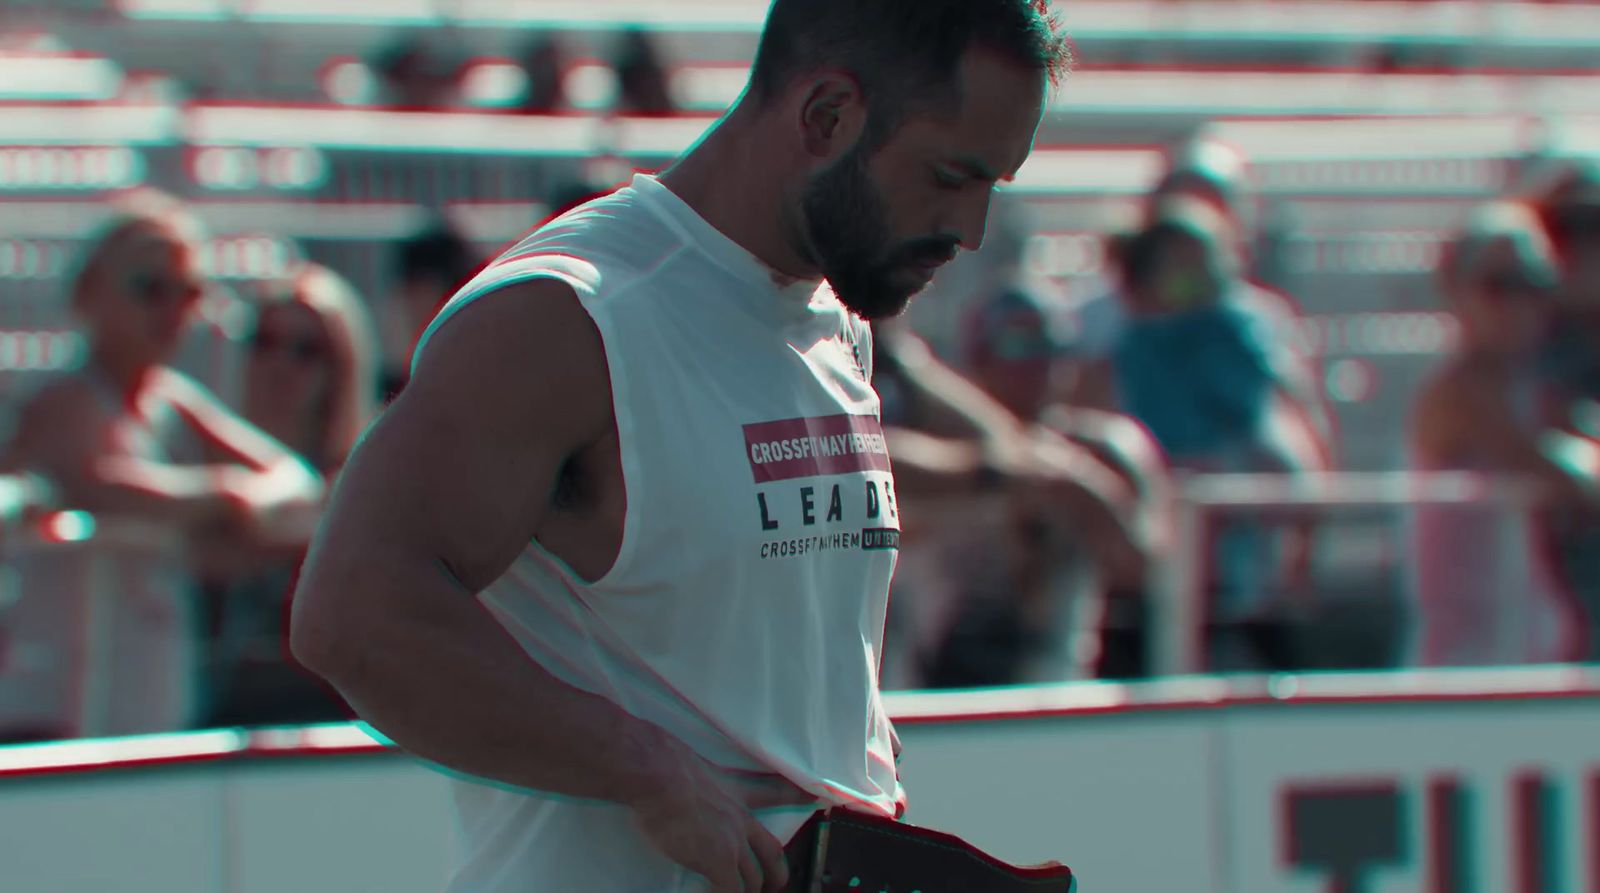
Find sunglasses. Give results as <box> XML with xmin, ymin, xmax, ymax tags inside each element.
<box><xmin>126</xmin><ymin>270</ymin><xmax>204</xmax><ymax>306</ymax></box>
<box><xmin>249</xmin><ymin>330</ymin><xmax>328</xmax><ymax>363</ymax></box>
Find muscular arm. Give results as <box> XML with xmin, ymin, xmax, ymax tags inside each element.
<box><xmin>289</xmin><ymin>279</ymin><xmax>672</xmax><ymax>806</ymax></box>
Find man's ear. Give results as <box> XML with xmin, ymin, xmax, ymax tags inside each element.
<box><xmin>796</xmin><ymin>71</ymin><xmax>868</xmax><ymax>164</ymax></box>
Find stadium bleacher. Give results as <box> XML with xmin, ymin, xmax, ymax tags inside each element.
<box><xmin>0</xmin><ymin>0</ymin><xmax>1595</xmax><ymax>632</ymax></box>
<box><xmin>3</xmin><ymin>6</ymin><xmax>1600</xmax><ymax>890</ymax></box>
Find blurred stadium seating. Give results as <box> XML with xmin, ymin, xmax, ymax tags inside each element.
<box><xmin>3</xmin><ymin>2</ymin><xmax>1596</xmax><ymax>622</ymax></box>
<box><xmin>2</xmin><ymin>2</ymin><xmax>1599</xmax><ymax>890</ymax></box>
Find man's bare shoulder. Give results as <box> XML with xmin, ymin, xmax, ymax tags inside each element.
<box><xmin>4</xmin><ymin>374</ymin><xmax>110</xmax><ymax>468</ymax></box>
<box><xmin>15</xmin><ymin>373</ymin><xmax>105</xmax><ymax>431</ymax></box>
<box><xmin>317</xmin><ymin>277</ymin><xmax>617</xmax><ymax>594</ymax></box>
<box><xmin>404</xmin><ymin>276</ymin><xmax>614</xmax><ymax>447</ymax></box>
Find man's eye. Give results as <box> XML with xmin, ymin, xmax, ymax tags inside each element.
<box><xmin>934</xmin><ymin>171</ymin><xmax>965</xmax><ymax>189</ymax></box>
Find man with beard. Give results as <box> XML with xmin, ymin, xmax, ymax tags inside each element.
<box><xmin>289</xmin><ymin>3</ymin><xmax>1072</xmax><ymax>893</ymax></box>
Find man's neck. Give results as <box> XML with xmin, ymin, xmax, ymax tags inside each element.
<box><xmin>658</xmin><ymin>105</ymin><xmax>820</xmax><ymax>286</ymax></box>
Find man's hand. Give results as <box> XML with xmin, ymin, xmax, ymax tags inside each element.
<box><xmin>629</xmin><ymin>737</ymin><xmax>817</xmax><ymax>893</ymax></box>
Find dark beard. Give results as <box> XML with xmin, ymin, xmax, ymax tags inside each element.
<box><xmin>800</xmin><ymin>144</ymin><xmax>956</xmax><ymax>321</ymax></box>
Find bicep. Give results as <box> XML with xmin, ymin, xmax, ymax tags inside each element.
<box><xmin>304</xmin><ymin>280</ymin><xmax>611</xmax><ymax>598</ymax></box>
<box><xmin>4</xmin><ymin>386</ymin><xmax>103</xmax><ymax>479</ymax></box>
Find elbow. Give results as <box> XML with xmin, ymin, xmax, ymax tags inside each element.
<box><xmin>288</xmin><ymin>580</ymin><xmax>352</xmax><ymax>684</ymax></box>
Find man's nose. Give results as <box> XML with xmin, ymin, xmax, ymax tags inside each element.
<box><xmin>953</xmin><ymin>189</ymin><xmax>994</xmax><ymax>253</ymax></box>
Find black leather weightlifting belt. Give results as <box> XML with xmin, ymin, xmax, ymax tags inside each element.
<box><xmin>782</xmin><ymin>808</ymin><xmax>1077</xmax><ymax>892</ymax></box>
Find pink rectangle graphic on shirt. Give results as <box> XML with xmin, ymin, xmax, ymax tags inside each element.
<box><xmin>743</xmin><ymin>414</ymin><xmax>892</xmax><ymax>483</ymax></box>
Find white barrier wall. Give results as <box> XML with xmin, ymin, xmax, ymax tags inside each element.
<box><xmin>3</xmin><ymin>668</ymin><xmax>1599</xmax><ymax>893</ymax></box>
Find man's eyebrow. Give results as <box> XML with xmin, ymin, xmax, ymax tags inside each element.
<box><xmin>948</xmin><ymin>156</ymin><xmax>1012</xmax><ymax>183</ymax></box>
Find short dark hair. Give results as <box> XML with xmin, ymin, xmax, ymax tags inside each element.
<box><xmin>395</xmin><ymin>222</ymin><xmax>478</xmax><ymax>288</ymax></box>
<box><xmin>1119</xmin><ymin>201</ymin><xmax>1226</xmax><ymax>291</ymax></box>
<box><xmin>749</xmin><ymin>0</ymin><xmax>1071</xmax><ymax>146</ymax></box>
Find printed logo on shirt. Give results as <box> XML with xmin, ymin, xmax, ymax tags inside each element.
<box><xmin>744</xmin><ymin>414</ymin><xmax>899</xmax><ymax>560</ymax></box>
<box><xmin>743</xmin><ymin>414</ymin><xmax>892</xmax><ymax>483</ymax></box>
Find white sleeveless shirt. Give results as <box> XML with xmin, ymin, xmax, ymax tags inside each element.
<box><xmin>413</xmin><ymin>174</ymin><xmax>904</xmax><ymax>893</ymax></box>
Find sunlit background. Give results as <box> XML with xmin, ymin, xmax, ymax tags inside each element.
<box><xmin>2</xmin><ymin>1</ymin><xmax>1600</xmax><ymax>891</ymax></box>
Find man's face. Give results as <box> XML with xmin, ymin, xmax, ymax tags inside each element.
<box><xmin>800</xmin><ymin>47</ymin><xmax>1046</xmax><ymax>320</ymax></box>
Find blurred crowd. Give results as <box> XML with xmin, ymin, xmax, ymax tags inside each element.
<box><xmin>874</xmin><ymin>137</ymin><xmax>1600</xmax><ymax>690</ymax></box>
<box><xmin>2</xmin><ymin>21</ymin><xmax>1600</xmax><ymax>744</ymax></box>
<box><xmin>368</xmin><ymin>27</ymin><xmax>679</xmax><ymax>115</ymax></box>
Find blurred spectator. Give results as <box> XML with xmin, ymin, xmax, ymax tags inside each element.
<box><xmin>202</xmin><ymin>263</ymin><xmax>378</xmax><ymax>727</ymax></box>
<box><xmin>871</xmin><ymin>204</ymin><xmax>1150</xmax><ymax>688</ymax></box>
<box><xmin>380</xmin><ymin>221</ymin><xmax>483</xmax><ymax>398</ymax></box>
<box><xmin>1407</xmin><ymin>201</ymin><xmax>1590</xmax><ymax>667</ymax></box>
<box><xmin>1113</xmin><ymin>199</ymin><xmax>1319</xmax><ymax>475</ymax></box>
<box><xmin>611</xmin><ymin>27</ymin><xmax>676</xmax><ymax>116</ymax></box>
<box><xmin>1065</xmin><ymin>133</ymin><xmax>1333</xmax><ymax>462</ymax></box>
<box><xmin>874</xmin><ymin>321</ymin><xmax>1146</xmax><ymax>689</ymax></box>
<box><xmin>0</xmin><ymin>191</ymin><xmax>322</xmax><ymax>739</ymax></box>
<box><xmin>244</xmin><ymin>264</ymin><xmax>380</xmax><ymax>475</ymax></box>
<box><xmin>1528</xmin><ymin>155</ymin><xmax>1600</xmax><ymax>393</ymax></box>
<box><xmin>947</xmin><ymin>284</ymin><xmax>1169</xmax><ymax>683</ymax></box>
<box><xmin>1525</xmin><ymin>155</ymin><xmax>1600</xmax><ymax>658</ymax></box>
<box><xmin>517</xmin><ymin>32</ymin><xmax>571</xmax><ymax>113</ymax></box>
<box><xmin>1110</xmin><ymin>197</ymin><xmax>1323</xmax><ymax>671</ymax></box>
<box><xmin>373</xmin><ymin>35</ymin><xmax>461</xmax><ymax>110</ymax></box>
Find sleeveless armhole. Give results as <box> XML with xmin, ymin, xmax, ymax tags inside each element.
<box><xmin>408</xmin><ymin>269</ymin><xmax>647</xmax><ymax>590</ymax></box>
<box><xmin>853</xmin><ymin>317</ymin><xmax>876</xmax><ymax>384</ymax></box>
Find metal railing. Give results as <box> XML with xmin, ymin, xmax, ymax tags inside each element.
<box><xmin>0</xmin><ymin>471</ymin><xmax>1561</xmax><ymax>739</ymax></box>
<box><xmin>1150</xmin><ymin>471</ymin><xmax>1547</xmax><ymax>677</ymax></box>
<box><xmin>0</xmin><ymin>513</ymin><xmax>188</xmax><ymax>739</ymax></box>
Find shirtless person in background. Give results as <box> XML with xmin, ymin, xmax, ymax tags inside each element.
<box><xmin>1409</xmin><ymin>201</ymin><xmax>1597</xmax><ymax>666</ymax></box>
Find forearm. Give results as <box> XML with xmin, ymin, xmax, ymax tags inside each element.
<box><xmin>83</xmin><ymin>458</ymin><xmax>322</xmax><ymax>538</ymax></box>
<box><xmin>293</xmin><ymin>556</ymin><xmax>668</xmax><ymax>807</ymax></box>
<box><xmin>51</xmin><ymin>460</ymin><xmax>236</xmax><ymax>527</ymax></box>
<box><xmin>882</xmin><ymin>427</ymin><xmax>991</xmax><ymax>496</ymax></box>
<box><xmin>891</xmin><ymin>344</ymin><xmax>1020</xmax><ymax>441</ymax></box>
